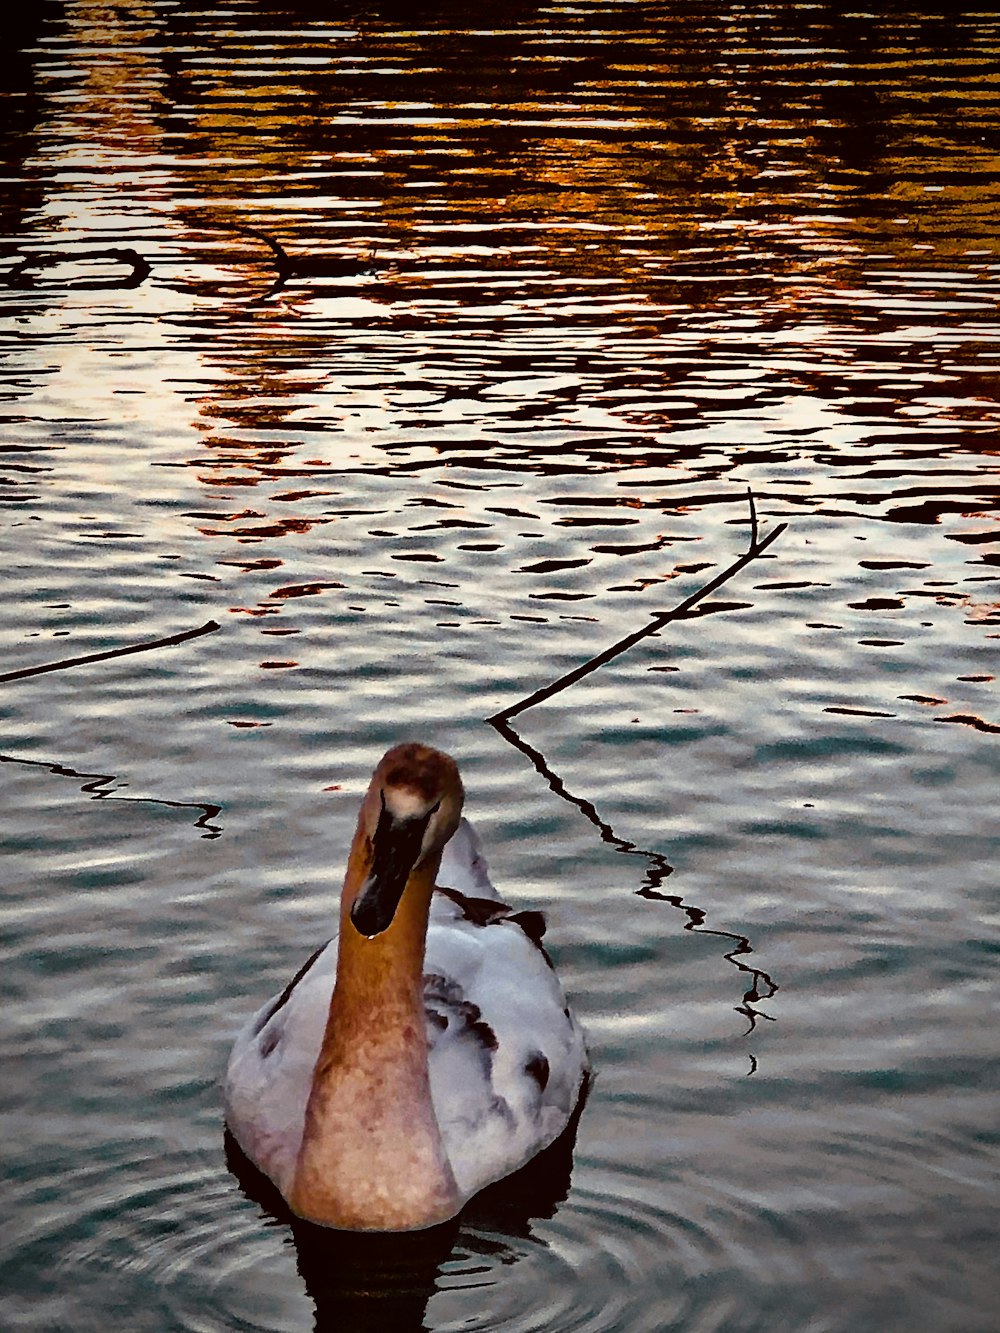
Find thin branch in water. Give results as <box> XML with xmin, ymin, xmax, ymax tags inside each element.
<box><xmin>5</xmin><ymin>247</ymin><xmax>151</xmax><ymax>291</ymax></box>
<box><xmin>491</xmin><ymin>716</ymin><xmax>778</xmax><ymax>1037</ymax></box>
<box><xmin>0</xmin><ymin>752</ymin><xmax>223</xmax><ymax>838</ymax></box>
<box><xmin>0</xmin><ymin>619</ymin><xmax>220</xmax><ymax>685</ymax></box>
<box><xmin>228</xmin><ymin>224</ymin><xmax>379</xmax><ymax>300</ymax></box>
<box><xmin>492</xmin><ymin>715</ymin><xmax>676</xmax><ymax>896</ymax></box>
<box><xmin>489</xmin><ymin>490</ymin><xmax>787</xmax><ymax>724</ymax></box>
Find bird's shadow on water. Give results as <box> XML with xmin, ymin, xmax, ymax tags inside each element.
<box><xmin>224</xmin><ymin>1082</ymin><xmax>590</xmax><ymax>1332</ymax></box>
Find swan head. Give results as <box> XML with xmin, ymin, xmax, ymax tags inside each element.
<box><xmin>349</xmin><ymin>743</ymin><xmax>463</xmax><ymax>938</ymax></box>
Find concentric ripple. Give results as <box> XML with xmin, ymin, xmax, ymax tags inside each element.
<box><xmin>440</xmin><ymin>1195</ymin><xmax>686</xmax><ymax>1332</ymax></box>
<box><xmin>2</xmin><ymin>1145</ymin><xmax>309</xmax><ymax>1333</ymax></box>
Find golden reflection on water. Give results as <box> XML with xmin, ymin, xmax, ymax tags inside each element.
<box><xmin>3</xmin><ymin>7</ymin><xmax>1000</xmax><ymax>1333</ymax></box>
<box><xmin>31</xmin><ymin>2</ymin><xmax>1000</xmax><ymax>279</ymax></box>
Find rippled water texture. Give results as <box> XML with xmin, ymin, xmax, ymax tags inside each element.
<box><xmin>1</xmin><ymin>3</ymin><xmax>998</xmax><ymax>1330</ymax></box>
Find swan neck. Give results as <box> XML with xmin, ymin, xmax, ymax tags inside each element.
<box><xmin>290</xmin><ymin>831</ymin><xmax>460</xmax><ymax>1229</ymax></box>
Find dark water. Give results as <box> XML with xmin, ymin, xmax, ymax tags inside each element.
<box><xmin>1</xmin><ymin>3</ymin><xmax>998</xmax><ymax>1330</ymax></box>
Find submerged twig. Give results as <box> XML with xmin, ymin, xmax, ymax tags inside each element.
<box><xmin>0</xmin><ymin>751</ymin><xmax>223</xmax><ymax>838</ymax></box>
<box><xmin>231</xmin><ymin>224</ymin><xmax>379</xmax><ymax>300</ymax></box>
<box><xmin>4</xmin><ymin>247</ymin><xmax>151</xmax><ymax>290</ymax></box>
<box><xmin>492</xmin><ymin>715</ymin><xmax>778</xmax><ymax>1037</ymax></box>
<box><xmin>3</xmin><ymin>227</ymin><xmax>378</xmax><ymax>299</ymax></box>
<box><xmin>0</xmin><ymin>619</ymin><xmax>220</xmax><ymax>684</ymax></box>
<box><xmin>488</xmin><ymin>489</ymin><xmax>786</xmax><ymax>724</ymax></box>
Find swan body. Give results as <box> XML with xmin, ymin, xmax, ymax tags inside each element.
<box><xmin>225</xmin><ymin>744</ymin><xmax>588</xmax><ymax>1231</ymax></box>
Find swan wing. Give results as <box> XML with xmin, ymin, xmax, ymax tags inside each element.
<box><xmin>224</xmin><ymin>940</ymin><xmax>336</xmax><ymax>1197</ymax></box>
<box><xmin>423</xmin><ymin>891</ymin><xmax>588</xmax><ymax>1200</ymax></box>
<box><xmin>437</xmin><ymin>817</ymin><xmax>499</xmax><ymax>900</ymax></box>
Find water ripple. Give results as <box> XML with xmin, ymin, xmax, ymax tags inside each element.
<box><xmin>3</xmin><ymin>1145</ymin><xmax>306</xmax><ymax>1333</ymax></box>
<box><xmin>2</xmin><ymin>2</ymin><xmax>999</xmax><ymax>1330</ymax></box>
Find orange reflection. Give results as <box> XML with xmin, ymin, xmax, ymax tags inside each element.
<box><xmin>23</xmin><ymin>0</ymin><xmax>1000</xmax><ymax>634</ymax></box>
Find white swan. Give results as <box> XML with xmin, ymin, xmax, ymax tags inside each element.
<box><xmin>225</xmin><ymin>743</ymin><xmax>589</xmax><ymax>1230</ymax></box>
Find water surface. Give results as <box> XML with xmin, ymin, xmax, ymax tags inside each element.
<box><xmin>1</xmin><ymin>3</ymin><xmax>998</xmax><ymax>1330</ymax></box>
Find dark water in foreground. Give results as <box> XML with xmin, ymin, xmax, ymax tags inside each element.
<box><xmin>1</xmin><ymin>3</ymin><xmax>998</xmax><ymax>1330</ymax></box>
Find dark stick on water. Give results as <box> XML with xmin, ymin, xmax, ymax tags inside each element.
<box><xmin>0</xmin><ymin>620</ymin><xmax>220</xmax><ymax>684</ymax></box>
<box><xmin>488</xmin><ymin>490</ymin><xmax>786</xmax><ymax>724</ymax></box>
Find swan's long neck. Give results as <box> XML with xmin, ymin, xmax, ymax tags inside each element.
<box><xmin>290</xmin><ymin>827</ymin><xmax>461</xmax><ymax>1230</ymax></box>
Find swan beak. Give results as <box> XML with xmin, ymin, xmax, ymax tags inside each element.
<box><xmin>350</xmin><ymin>798</ymin><xmax>435</xmax><ymax>938</ymax></box>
